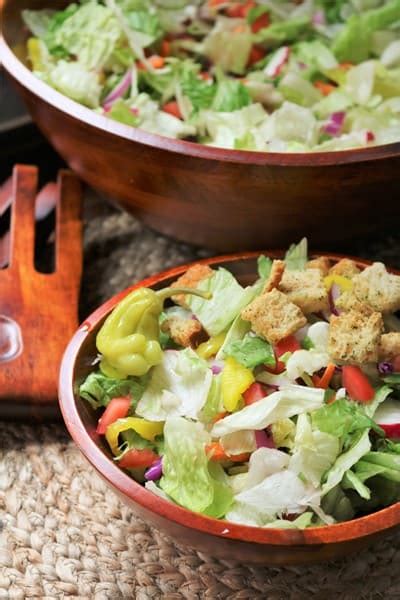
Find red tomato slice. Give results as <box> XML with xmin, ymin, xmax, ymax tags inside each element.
<box><xmin>251</xmin><ymin>12</ymin><xmax>270</xmax><ymax>33</ymax></box>
<box><xmin>162</xmin><ymin>101</ymin><xmax>183</xmax><ymax>119</ymax></box>
<box><xmin>226</xmin><ymin>0</ymin><xmax>255</xmax><ymax>18</ymax></box>
<box><xmin>342</xmin><ymin>365</ymin><xmax>375</xmax><ymax>403</ymax></box>
<box><xmin>118</xmin><ymin>448</ymin><xmax>159</xmax><ymax>469</ymax></box>
<box><xmin>96</xmin><ymin>396</ymin><xmax>131</xmax><ymax>434</ymax></box>
<box><xmin>243</xmin><ymin>382</ymin><xmax>267</xmax><ymax>405</ymax></box>
<box><xmin>247</xmin><ymin>45</ymin><xmax>266</xmax><ymax>66</ymax></box>
<box><xmin>266</xmin><ymin>335</ymin><xmax>301</xmax><ymax>374</ymax></box>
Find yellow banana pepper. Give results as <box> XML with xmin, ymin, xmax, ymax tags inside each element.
<box><xmin>196</xmin><ymin>332</ymin><xmax>226</xmax><ymax>359</ymax></box>
<box><xmin>106</xmin><ymin>417</ymin><xmax>164</xmax><ymax>455</ymax></box>
<box><xmin>221</xmin><ymin>357</ymin><xmax>254</xmax><ymax>412</ymax></box>
<box><xmin>324</xmin><ymin>274</ymin><xmax>353</xmax><ymax>293</ymax></box>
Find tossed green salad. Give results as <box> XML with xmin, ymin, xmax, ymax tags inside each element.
<box><xmin>80</xmin><ymin>240</ymin><xmax>400</xmax><ymax>529</ymax></box>
<box><xmin>23</xmin><ymin>0</ymin><xmax>400</xmax><ymax>152</ymax></box>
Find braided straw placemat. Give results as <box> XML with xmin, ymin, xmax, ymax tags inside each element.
<box><xmin>2</xmin><ymin>190</ymin><xmax>400</xmax><ymax>599</ymax></box>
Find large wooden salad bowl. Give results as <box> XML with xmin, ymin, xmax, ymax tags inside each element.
<box><xmin>59</xmin><ymin>252</ymin><xmax>400</xmax><ymax>566</ymax></box>
<box><xmin>3</xmin><ymin>1</ymin><xmax>400</xmax><ymax>251</ymax></box>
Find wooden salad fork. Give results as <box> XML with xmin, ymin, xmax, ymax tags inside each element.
<box><xmin>0</xmin><ymin>165</ymin><xmax>82</xmax><ymax>420</ymax></box>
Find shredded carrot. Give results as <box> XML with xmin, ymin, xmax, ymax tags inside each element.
<box><xmin>162</xmin><ymin>101</ymin><xmax>182</xmax><ymax>119</ymax></box>
<box><xmin>212</xmin><ymin>412</ymin><xmax>229</xmax><ymax>423</ymax></box>
<box><xmin>314</xmin><ymin>81</ymin><xmax>336</xmax><ymax>96</ymax></box>
<box><xmin>338</xmin><ymin>62</ymin><xmax>353</xmax><ymax>71</ymax></box>
<box><xmin>160</xmin><ymin>40</ymin><xmax>171</xmax><ymax>57</ymax></box>
<box><xmin>315</xmin><ymin>363</ymin><xmax>336</xmax><ymax>390</ymax></box>
<box><xmin>148</xmin><ymin>55</ymin><xmax>165</xmax><ymax>69</ymax></box>
<box><xmin>206</xmin><ymin>442</ymin><xmax>250</xmax><ymax>463</ymax></box>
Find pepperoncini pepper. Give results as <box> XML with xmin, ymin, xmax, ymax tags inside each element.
<box><xmin>96</xmin><ymin>286</ymin><xmax>211</xmax><ymax>378</ymax></box>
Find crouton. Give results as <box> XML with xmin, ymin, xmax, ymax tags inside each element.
<box><xmin>352</xmin><ymin>262</ymin><xmax>400</xmax><ymax>313</ymax></box>
<box><xmin>278</xmin><ymin>269</ymin><xmax>329</xmax><ymax>314</ymax></box>
<box><xmin>171</xmin><ymin>264</ymin><xmax>214</xmax><ymax>307</ymax></box>
<box><xmin>379</xmin><ymin>333</ymin><xmax>400</xmax><ymax>360</ymax></box>
<box><xmin>329</xmin><ymin>258</ymin><xmax>360</xmax><ymax>279</ymax></box>
<box><xmin>306</xmin><ymin>256</ymin><xmax>331</xmax><ymax>276</ymax></box>
<box><xmin>328</xmin><ymin>309</ymin><xmax>383</xmax><ymax>364</ymax></box>
<box><xmin>262</xmin><ymin>259</ymin><xmax>285</xmax><ymax>293</ymax></box>
<box><xmin>161</xmin><ymin>316</ymin><xmax>206</xmax><ymax>348</ymax></box>
<box><xmin>335</xmin><ymin>291</ymin><xmax>374</xmax><ymax>315</ymax></box>
<box><xmin>241</xmin><ymin>288</ymin><xmax>307</xmax><ymax>344</ymax></box>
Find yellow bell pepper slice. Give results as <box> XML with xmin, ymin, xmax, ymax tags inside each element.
<box><xmin>106</xmin><ymin>417</ymin><xmax>164</xmax><ymax>455</ymax></box>
<box><xmin>324</xmin><ymin>274</ymin><xmax>353</xmax><ymax>293</ymax></box>
<box><xmin>196</xmin><ymin>332</ymin><xmax>226</xmax><ymax>360</ymax></box>
<box><xmin>221</xmin><ymin>357</ymin><xmax>254</xmax><ymax>412</ymax></box>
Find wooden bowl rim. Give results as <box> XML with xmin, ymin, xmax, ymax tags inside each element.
<box><xmin>59</xmin><ymin>250</ymin><xmax>400</xmax><ymax>548</ymax></box>
<box><xmin>2</xmin><ymin>32</ymin><xmax>400</xmax><ymax>167</ymax></box>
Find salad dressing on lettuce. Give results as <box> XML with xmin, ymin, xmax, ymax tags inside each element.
<box><xmin>80</xmin><ymin>240</ymin><xmax>400</xmax><ymax>529</ymax></box>
<box><xmin>22</xmin><ymin>0</ymin><xmax>400</xmax><ymax>152</ymax></box>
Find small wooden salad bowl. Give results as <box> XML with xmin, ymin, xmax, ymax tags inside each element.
<box><xmin>59</xmin><ymin>252</ymin><xmax>400</xmax><ymax>566</ymax></box>
<box><xmin>3</xmin><ymin>1</ymin><xmax>400</xmax><ymax>252</ymax></box>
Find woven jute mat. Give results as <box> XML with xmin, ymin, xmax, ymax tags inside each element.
<box><xmin>2</xmin><ymin>190</ymin><xmax>400</xmax><ymax>599</ymax></box>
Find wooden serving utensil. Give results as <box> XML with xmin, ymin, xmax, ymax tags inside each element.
<box><xmin>0</xmin><ymin>165</ymin><xmax>82</xmax><ymax>420</ymax></box>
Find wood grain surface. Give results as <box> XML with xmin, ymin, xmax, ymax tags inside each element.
<box><xmin>0</xmin><ymin>165</ymin><xmax>82</xmax><ymax>420</ymax></box>
<box><xmin>2</xmin><ymin>0</ymin><xmax>400</xmax><ymax>251</ymax></box>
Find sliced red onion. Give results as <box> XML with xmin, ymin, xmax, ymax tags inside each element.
<box><xmin>328</xmin><ymin>283</ymin><xmax>341</xmax><ymax>316</ymax></box>
<box><xmin>312</xmin><ymin>10</ymin><xmax>326</xmax><ymax>26</ymax></box>
<box><xmin>378</xmin><ymin>361</ymin><xmax>394</xmax><ymax>375</ymax></box>
<box><xmin>264</xmin><ymin>46</ymin><xmax>290</xmax><ymax>78</ymax></box>
<box><xmin>322</xmin><ymin>112</ymin><xmax>345</xmax><ymax>137</ymax></box>
<box><xmin>144</xmin><ymin>457</ymin><xmax>163</xmax><ymax>481</ymax></box>
<box><xmin>103</xmin><ymin>68</ymin><xmax>132</xmax><ymax>110</ymax></box>
<box><xmin>255</xmin><ymin>429</ymin><xmax>275</xmax><ymax>449</ymax></box>
<box><xmin>211</xmin><ymin>361</ymin><xmax>223</xmax><ymax>375</ymax></box>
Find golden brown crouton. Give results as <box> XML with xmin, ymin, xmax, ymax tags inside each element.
<box><xmin>241</xmin><ymin>288</ymin><xmax>307</xmax><ymax>344</ymax></box>
<box><xmin>306</xmin><ymin>256</ymin><xmax>331</xmax><ymax>276</ymax></box>
<box><xmin>278</xmin><ymin>269</ymin><xmax>329</xmax><ymax>314</ymax></box>
<box><xmin>328</xmin><ymin>310</ymin><xmax>383</xmax><ymax>364</ymax></box>
<box><xmin>329</xmin><ymin>258</ymin><xmax>360</xmax><ymax>279</ymax></box>
<box><xmin>352</xmin><ymin>262</ymin><xmax>400</xmax><ymax>313</ymax></box>
<box><xmin>262</xmin><ymin>259</ymin><xmax>285</xmax><ymax>293</ymax></box>
<box><xmin>171</xmin><ymin>264</ymin><xmax>214</xmax><ymax>307</ymax></box>
<box><xmin>335</xmin><ymin>291</ymin><xmax>374</xmax><ymax>315</ymax></box>
<box><xmin>161</xmin><ymin>317</ymin><xmax>206</xmax><ymax>348</ymax></box>
<box><xmin>379</xmin><ymin>333</ymin><xmax>400</xmax><ymax>360</ymax></box>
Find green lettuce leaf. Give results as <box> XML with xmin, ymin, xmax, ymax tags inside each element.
<box><xmin>321</xmin><ymin>485</ymin><xmax>355</xmax><ymax>521</ymax></box>
<box><xmin>342</xmin><ymin>469</ymin><xmax>371</xmax><ymax>500</ymax></box>
<box><xmin>48</xmin><ymin>60</ymin><xmax>102</xmax><ymax>107</ymax></box>
<box><xmin>136</xmin><ymin>348</ymin><xmax>212</xmax><ymax>421</ymax></box>
<box><xmin>264</xmin><ymin>512</ymin><xmax>314</xmax><ymax>529</ymax></box>
<box><xmin>212</xmin><ymin>77</ymin><xmax>251</xmax><ymax>112</ymax></box>
<box><xmin>322</xmin><ymin>430</ymin><xmax>371</xmax><ymax>495</ymax></box>
<box><xmin>257</xmin><ymin>255</ymin><xmax>273</xmax><ymax>280</ymax></box>
<box><xmin>50</xmin><ymin>2</ymin><xmax>122</xmax><ymax>69</ymax></box>
<box><xmin>79</xmin><ymin>371</ymin><xmax>146</xmax><ymax>409</ymax></box>
<box><xmin>289</xmin><ymin>413</ymin><xmax>340</xmax><ymax>487</ymax></box>
<box><xmin>254</xmin><ymin>16</ymin><xmax>311</xmax><ymax>48</ymax></box>
<box><xmin>332</xmin><ymin>0</ymin><xmax>400</xmax><ymax>63</ymax></box>
<box><xmin>186</xmin><ymin>267</ymin><xmax>257</xmax><ymax>337</ymax></box>
<box><xmin>160</xmin><ymin>417</ymin><xmax>233</xmax><ymax>516</ymax></box>
<box><xmin>204</xmin><ymin>18</ymin><xmax>252</xmax><ymax>75</ymax></box>
<box><xmin>224</xmin><ymin>333</ymin><xmax>275</xmax><ymax>369</ymax></box>
<box><xmin>199</xmin><ymin>374</ymin><xmax>224</xmax><ymax>422</ymax></box>
<box><xmin>22</xmin><ymin>9</ymin><xmax>57</xmax><ymax>38</ymax></box>
<box><xmin>312</xmin><ymin>397</ymin><xmax>384</xmax><ymax>439</ymax></box>
<box><xmin>212</xmin><ymin>385</ymin><xmax>325</xmax><ymax>437</ymax></box>
<box><xmin>284</xmin><ymin>237</ymin><xmax>308</xmax><ymax>270</ymax></box>
<box><xmin>108</xmin><ymin>99</ymin><xmax>140</xmax><ymax>126</ymax></box>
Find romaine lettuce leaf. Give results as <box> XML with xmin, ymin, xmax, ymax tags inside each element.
<box><xmin>199</xmin><ymin>374</ymin><xmax>224</xmax><ymax>422</ymax></box>
<box><xmin>226</xmin><ymin>469</ymin><xmax>320</xmax><ymax>527</ymax></box>
<box><xmin>22</xmin><ymin>9</ymin><xmax>56</xmax><ymax>38</ymax></box>
<box><xmin>284</xmin><ymin>237</ymin><xmax>308</xmax><ymax>270</ymax></box>
<box><xmin>312</xmin><ymin>398</ymin><xmax>384</xmax><ymax>439</ymax></box>
<box><xmin>108</xmin><ymin>99</ymin><xmax>140</xmax><ymax>126</ymax></box>
<box><xmin>322</xmin><ymin>430</ymin><xmax>371</xmax><ymax>495</ymax></box>
<box><xmin>289</xmin><ymin>413</ymin><xmax>340</xmax><ymax>487</ymax></box>
<box><xmin>223</xmin><ymin>333</ymin><xmax>275</xmax><ymax>369</ymax></box>
<box><xmin>204</xmin><ymin>17</ymin><xmax>252</xmax><ymax>75</ymax></box>
<box><xmin>186</xmin><ymin>267</ymin><xmax>257</xmax><ymax>337</ymax></box>
<box><xmin>212</xmin><ymin>77</ymin><xmax>251</xmax><ymax>112</ymax></box>
<box><xmin>48</xmin><ymin>60</ymin><xmax>102</xmax><ymax>108</ymax></box>
<box><xmin>244</xmin><ymin>447</ymin><xmax>290</xmax><ymax>490</ymax></box>
<box><xmin>136</xmin><ymin>348</ymin><xmax>212</xmax><ymax>421</ymax></box>
<box><xmin>212</xmin><ymin>385</ymin><xmax>325</xmax><ymax>437</ymax></box>
<box><xmin>79</xmin><ymin>371</ymin><xmax>146</xmax><ymax>409</ymax></box>
<box><xmin>160</xmin><ymin>417</ymin><xmax>233</xmax><ymax>516</ymax></box>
